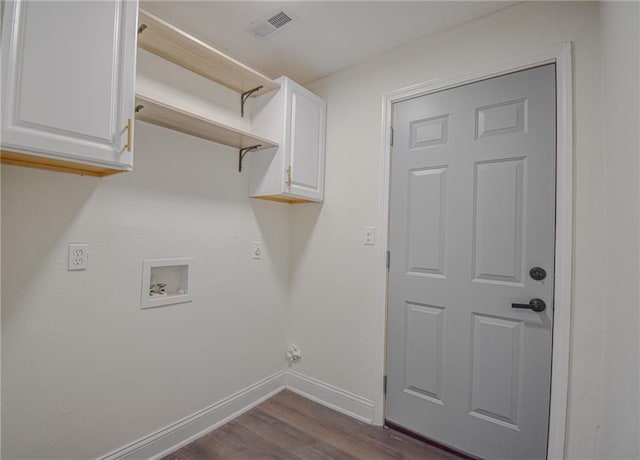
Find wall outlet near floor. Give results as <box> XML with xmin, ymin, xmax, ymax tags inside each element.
<box><xmin>68</xmin><ymin>243</ymin><xmax>88</xmax><ymax>270</ymax></box>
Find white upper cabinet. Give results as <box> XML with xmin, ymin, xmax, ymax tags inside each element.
<box><xmin>1</xmin><ymin>0</ymin><xmax>138</xmax><ymax>176</ymax></box>
<box><xmin>250</xmin><ymin>77</ymin><xmax>326</xmax><ymax>203</ymax></box>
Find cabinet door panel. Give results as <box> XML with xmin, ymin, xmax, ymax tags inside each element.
<box><xmin>1</xmin><ymin>0</ymin><xmax>137</xmax><ymax>170</ymax></box>
<box><xmin>249</xmin><ymin>76</ymin><xmax>326</xmax><ymax>203</ymax></box>
<box><xmin>287</xmin><ymin>82</ymin><xmax>326</xmax><ymax>200</ymax></box>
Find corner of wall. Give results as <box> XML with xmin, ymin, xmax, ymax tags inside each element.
<box><xmin>597</xmin><ymin>2</ymin><xmax>640</xmax><ymax>458</ymax></box>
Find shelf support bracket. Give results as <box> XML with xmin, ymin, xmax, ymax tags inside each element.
<box><xmin>239</xmin><ymin>145</ymin><xmax>261</xmax><ymax>172</ymax></box>
<box><xmin>240</xmin><ymin>86</ymin><xmax>263</xmax><ymax>118</ymax></box>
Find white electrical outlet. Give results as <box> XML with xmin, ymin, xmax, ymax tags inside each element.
<box><xmin>251</xmin><ymin>241</ymin><xmax>262</xmax><ymax>260</ymax></box>
<box><xmin>364</xmin><ymin>226</ymin><xmax>376</xmax><ymax>245</ymax></box>
<box><xmin>68</xmin><ymin>243</ymin><xmax>88</xmax><ymax>270</ymax></box>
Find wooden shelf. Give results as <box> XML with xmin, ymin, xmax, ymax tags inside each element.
<box><xmin>137</xmin><ymin>10</ymin><xmax>280</xmax><ymax>97</ymax></box>
<box><xmin>135</xmin><ymin>94</ymin><xmax>278</xmax><ymax>152</ymax></box>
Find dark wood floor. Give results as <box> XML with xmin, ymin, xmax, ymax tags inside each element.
<box><xmin>162</xmin><ymin>390</ymin><xmax>460</xmax><ymax>460</ymax></box>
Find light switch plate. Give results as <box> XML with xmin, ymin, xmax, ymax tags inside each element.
<box><xmin>251</xmin><ymin>241</ymin><xmax>262</xmax><ymax>259</ymax></box>
<box><xmin>364</xmin><ymin>227</ymin><xmax>376</xmax><ymax>245</ymax></box>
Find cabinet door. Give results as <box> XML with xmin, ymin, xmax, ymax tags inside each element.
<box><xmin>286</xmin><ymin>81</ymin><xmax>326</xmax><ymax>201</ymax></box>
<box><xmin>1</xmin><ymin>0</ymin><xmax>138</xmax><ymax>171</ymax></box>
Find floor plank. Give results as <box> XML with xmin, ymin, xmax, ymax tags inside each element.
<box><xmin>237</xmin><ymin>409</ymin><xmax>354</xmax><ymax>459</ymax></box>
<box><xmin>162</xmin><ymin>390</ymin><xmax>461</xmax><ymax>460</ymax></box>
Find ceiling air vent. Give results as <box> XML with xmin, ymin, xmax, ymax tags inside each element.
<box><xmin>250</xmin><ymin>6</ymin><xmax>298</xmax><ymax>39</ymax></box>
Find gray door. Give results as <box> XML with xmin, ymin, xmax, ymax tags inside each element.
<box><xmin>386</xmin><ymin>65</ymin><xmax>556</xmax><ymax>459</ymax></box>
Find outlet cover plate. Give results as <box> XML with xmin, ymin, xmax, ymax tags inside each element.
<box><xmin>364</xmin><ymin>226</ymin><xmax>376</xmax><ymax>245</ymax></box>
<box><xmin>251</xmin><ymin>241</ymin><xmax>262</xmax><ymax>260</ymax></box>
<box><xmin>68</xmin><ymin>243</ymin><xmax>88</xmax><ymax>270</ymax></box>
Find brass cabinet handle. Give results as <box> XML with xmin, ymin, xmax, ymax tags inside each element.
<box><xmin>286</xmin><ymin>166</ymin><xmax>292</xmax><ymax>187</ymax></box>
<box><xmin>125</xmin><ymin>118</ymin><xmax>132</xmax><ymax>152</ymax></box>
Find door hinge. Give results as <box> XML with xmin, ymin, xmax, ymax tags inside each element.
<box><xmin>386</xmin><ymin>250</ymin><xmax>391</xmax><ymax>269</ymax></box>
<box><xmin>383</xmin><ymin>375</ymin><xmax>388</xmax><ymax>394</ymax></box>
<box><xmin>390</xmin><ymin>126</ymin><xmax>394</xmax><ymax>146</ymax></box>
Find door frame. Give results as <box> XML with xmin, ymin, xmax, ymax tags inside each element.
<box><xmin>376</xmin><ymin>43</ymin><xmax>573</xmax><ymax>459</ymax></box>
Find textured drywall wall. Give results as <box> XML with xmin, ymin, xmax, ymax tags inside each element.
<box><xmin>294</xmin><ymin>2</ymin><xmax>604</xmax><ymax>458</ymax></box>
<box><xmin>4</xmin><ymin>2</ymin><xmax>637</xmax><ymax>459</ymax></box>
<box><xmin>599</xmin><ymin>2</ymin><xmax>640</xmax><ymax>458</ymax></box>
<box><xmin>1</xmin><ymin>121</ymin><xmax>291</xmax><ymax>458</ymax></box>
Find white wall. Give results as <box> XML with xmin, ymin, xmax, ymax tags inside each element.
<box><xmin>136</xmin><ymin>50</ymin><xmax>253</xmax><ymax>134</ymax></box>
<box><xmin>0</xmin><ymin>186</ymin><xmax>2</xmax><ymax>460</ymax></box>
<box><xmin>1</xmin><ymin>78</ymin><xmax>291</xmax><ymax>458</ymax></box>
<box><xmin>3</xmin><ymin>2</ymin><xmax>638</xmax><ymax>459</ymax></box>
<box><xmin>599</xmin><ymin>2</ymin><xmax>640</xmax><ymax>458</ymax></box>
<box><xmin>294</xmin><ymin>2</ymin><xmax>604</xmax><ymax>458</ymax></box>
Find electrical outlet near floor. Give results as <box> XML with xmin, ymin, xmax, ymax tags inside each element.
<box><xmin>68</xmin><ymin>243</ymin><xmax>88</xmax><ymax>270</ymax></box>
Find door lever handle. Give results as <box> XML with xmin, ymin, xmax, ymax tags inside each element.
<box><xmin>512</xmin><ymin>298</ymin><xmax>546</xmax><ymax>312</ymax></box>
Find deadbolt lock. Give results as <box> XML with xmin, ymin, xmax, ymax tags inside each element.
<box><xmin>529</xmin><ymin>267</ymin><xmax>547</xmax><ymax>281</ymax></box>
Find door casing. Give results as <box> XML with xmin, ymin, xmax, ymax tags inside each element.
<box><xmin>376</xmin><ymin>43</ymin><xmax>573</xmax><ymax>460</ymax></box>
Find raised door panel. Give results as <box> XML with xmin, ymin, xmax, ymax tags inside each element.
<box><xmin>472</xmin><ymin>158</ymin><xmax>525</xmax><ymax>285</ymax></box>
<box><xmin>406</xmin><ymin>166</ymin><xmax>447</xmax><ymax>278</ymax></box>
<box><xmin>287</xmin><ymin>81</ymin><xmax>326</xmax><ymax>201</ymax></box>
<box><xmin>470</xmin><ymin>313</ymin><xmax>522</xmax><ymax>429</ymax></box>
<box><xmin>1</xmin><ymin>0</ymin><xmax>137</xmax><ymax>170</ymax></box>
<box><xmin>404</xmin><ymin>302</ymin><xmax>445</xmax><ymax>404</ymax></box>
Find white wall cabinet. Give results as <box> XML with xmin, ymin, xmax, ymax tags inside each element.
<box><xmin>1</xmin><ymin>0</ymin><xmax>138</xmax><ymax>176</ymax></box>
<box><xmin>250</xmin><ymin>77</ymin><xmax>326</xmax><ymax>203</ymax></box>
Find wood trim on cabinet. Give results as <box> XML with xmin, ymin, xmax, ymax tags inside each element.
<box><xmin>0</xmin><ymin>150</ymin><xmax>127</xmax><ymax>177</ymax></box>
<box><xmin>252</xmin><ymin>195</ymin><xmax>314</xmax><ymax>204</ymax></box>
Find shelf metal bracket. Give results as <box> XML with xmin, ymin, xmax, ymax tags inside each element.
<box><xmin>240</xmin><ymin>86</ymin><xmax>263</xmax><ymax>118</ymax></box>
<box><xmin>238</xmin><ymin>145</ymin><xmax>261</xmax><ymax>172</ymax></box>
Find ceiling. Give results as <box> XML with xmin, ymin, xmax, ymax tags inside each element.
<box><xmin>141</xmin><ymin>1</ymin><xmax>517</xmax><ymax>85</ymax></box>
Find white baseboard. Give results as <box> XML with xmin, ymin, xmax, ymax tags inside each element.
<box><xmin>285</xmin><ymin>369</ymin><xmax>375</xmax><ymax>424</ymax></box>
<box><xmin>101</xmin><ymin>370</ymin><xmax>286</xmax><ymax>460</ymax></box>
<box><xmin>101</xmin><ymin>368</ymin><xmax>375</xmax><ymax>460</ymax></box>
